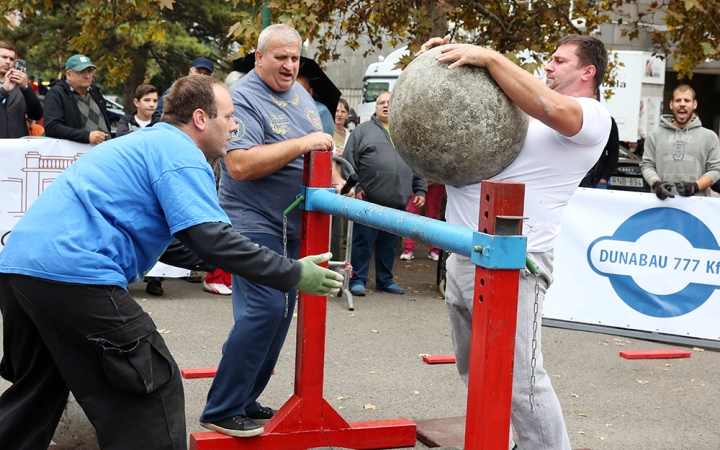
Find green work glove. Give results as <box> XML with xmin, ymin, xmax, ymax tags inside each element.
<box><xmin>294</xmin><ymin>252</ymin><xmax>344</xmax><ymax>296</ymax></box>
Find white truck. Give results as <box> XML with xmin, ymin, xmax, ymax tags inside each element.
<box><xmin>356</xmin><ymin>46</ymin><xmax>410</xmax><ymax>123</ymax></box>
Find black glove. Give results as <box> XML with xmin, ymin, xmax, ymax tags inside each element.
<box><xmin>652</xmin><ymin>180</ymin><xmax>675</xmax><ymax>200</ymax></box>
<box><xmin>675</xmin><ymin>181</ymin><xmax>699</xmax><ymax>197</ymax></box>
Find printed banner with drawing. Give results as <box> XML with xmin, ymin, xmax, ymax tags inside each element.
<box><xmin>545</xmin><ymin>188</ymin><xmax>720</xmax><ymax>342</ymax></box>
<box><xmin>0</xmin><ymin>139</ymin><xmax>188</xmax><ymax>278</ymax></box>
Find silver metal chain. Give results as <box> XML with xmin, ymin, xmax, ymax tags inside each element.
<box><xmin>529</xmin><ymin>271</ymin><xmax>540</xmax><ymax>412</ymax></box>
<box><xmin>282</xmin><ymin>214</ymin><xmax>289</xmax><ymax>318</ymax></box>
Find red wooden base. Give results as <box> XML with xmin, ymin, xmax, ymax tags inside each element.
<box><xmin>422</xmin><ymin>354</ymin><xmax>456</xmax><ymax>364</ymax></box>
<box><xmin>620</xmin><ymin>349</ymin><xmax>691</xmax><ymax>359</ymax></box>
<box><xmin>190</xmin><ymin>396</ymin><xmax>416</xmax><ymax>450</ymax></box>
<box><xmin>182</xmin><ymin>367</ymin><xmax>218</xmax><ymax>379</ymax></box>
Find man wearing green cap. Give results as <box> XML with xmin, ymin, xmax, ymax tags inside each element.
<box><xmin>44</xmin><ymin>54</ymin><xmax>111</xmax><ymax>144</ymax></box>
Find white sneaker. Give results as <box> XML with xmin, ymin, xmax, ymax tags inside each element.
<box><xmin>400</xmin><ymin>249</ymin><xmax>414</xmax><ymax>261</ymax></box>
<box><xmin>203</xmin><ymin>281</ymin><xmax>232</xmax><ymax>295</ymax></box>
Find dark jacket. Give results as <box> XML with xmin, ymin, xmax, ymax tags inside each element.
<box><xmin>0</xmin><ymin>83</ymin><xmax>43</xmax><ymax>138</ymax></box>
<box><xmin>342</xmin><ymin>114</ymin><xmax>427</xmax><ymax>210</ymax></box>
<box><xmin>581</xmin><ymin>117</ymin><xmax>619</xmax><ymax>186</ymax></box>
<box><xmin>44</xmin><ymin>77</ymin><xmax>111</xmax><ymax>143</ymax></box>
<box><xmin>116</xmin><ymin>113</ymin><xmax>160</xmax><ymax>137</ymax></box>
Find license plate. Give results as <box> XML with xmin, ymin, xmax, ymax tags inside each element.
<box><xmin>610</xmin><ymin>176</ymin><xmax>644</xmax><ymax>188</ymax></box>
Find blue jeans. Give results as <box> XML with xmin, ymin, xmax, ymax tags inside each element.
<box><xmin>200</xmin><ymin>233</ymin><xmax>299</xmax><ymax>422</ymax></box>
<box><xmin>350</xmin><ymin>222</ymin><xmax>400</xmax><ymax>289</ymax></box>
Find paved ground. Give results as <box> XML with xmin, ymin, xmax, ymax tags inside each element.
<box><xmin>2</xmin><ymin>241</ymin><xmax>719</xmax><ymax>449</ymax></box>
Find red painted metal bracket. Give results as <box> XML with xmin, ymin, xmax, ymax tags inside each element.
<box><xmin>422</xmin><ymin>355</ymin><xmax>456</xmax><ymax>364</ymax></box>
<box><xmin>620</xmin><ymin>349</ymin><xmax>691</xmax><ymax>359</ymax></box>
<box><xmin>465</xmin><ymin>180</ymin><xmax>524</xmax><ymax>450</ymax></box>
<box><xmin>181</xmin><ymin>367</ymin><xmax>218</xmax><ymax>379</ymax></box>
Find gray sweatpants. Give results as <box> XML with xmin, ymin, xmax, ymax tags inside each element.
<box><xmin>445</xmin><ymin>251</ymin><xmax>571</xmax><ymax>450</ymax></box>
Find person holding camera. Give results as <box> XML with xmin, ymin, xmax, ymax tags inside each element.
<box><xmin>0</xmin><ymin>40</ymin><xmax>43</xmax><ymax>138</ymax></box>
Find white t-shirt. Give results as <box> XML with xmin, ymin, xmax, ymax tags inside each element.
<box><xmin>135</xmin><ymin>116</ymin><xmax>152</xmax><ymax>128</ymax></box>
<box><xmin>445</xmin><ymin>96</ymin><xmax>611</xmax><ymax>253</ymax></box>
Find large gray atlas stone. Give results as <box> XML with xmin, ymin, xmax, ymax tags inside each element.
<box><xmin>389</xmin><ymin>45</ymin><xmax>528</xmax><ymax>186</ymax></box>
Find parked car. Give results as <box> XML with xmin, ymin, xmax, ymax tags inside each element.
<box><xmin>103</xmin><ymin>96</ymin><xmax>125</xmax><ymax>138</ymax></box>
<box><xmin>609</xmin><ymin>146</ymin><xmax>651</xmax><ymax>192</ymax></box>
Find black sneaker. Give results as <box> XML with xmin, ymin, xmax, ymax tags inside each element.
<box><xmin>184</xmin><ymin>271</ymin><xmax>203</xmax><ymax>283</ymax></box>
<box><xmin>200</xmin><ymin>416</ymin><xmax>264</xmax><ymax>437</ymax></box>
<box><xmin>248</xmin><ymin>406</ymin><xmax>276</xmax><ymax>424</ymax></box>
<box><xmin>146</xmin><ymin>279</ymin><xmax>163</xmax><ymax>296</ymax></box>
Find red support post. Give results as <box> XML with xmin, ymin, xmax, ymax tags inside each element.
<box><xmin>190</xmin><ymin>151</ymin><xmax>416</xmax><ymax>450</ymax></box>
<box><xmin>464</xmin><ymin>180</ymin><xmax>525</xmax><ymax>449</ymax></box>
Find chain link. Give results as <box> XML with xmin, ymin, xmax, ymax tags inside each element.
<box><xmin>283</xmin><ymin>214</ymin><xmax>289</xmax><ymax>318</ymax></box>
<box><xmin>529</xmin><ymin>271</ymin><xmax>540</xmax><ymax>412</ymax></box>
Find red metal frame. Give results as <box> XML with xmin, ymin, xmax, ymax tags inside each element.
<box><xmin>181</xmin><ymin>367</ymin><xmax>218</xmax><ymax>379</ymax></box>
<box><xmin>620</xmin><ymin>349</ymin><xmax>691</xmax><ymax>359</ymax></box>
<box><xmin>422</xmin><ymin>355</ymin><xmax>456</xmax><ymax>364</ymax></box>
<box><xmin>465</xmin><ymin>180</ymin><xmax>524</xmax><ymax>449</ymax></box>
<box><xmin>189</xmin><ymin>156</ymin><xmax>526</xmax><ymax>450</ymax></box>
<box><xmin>190</xmin><ymin>151</ymin><xmax>416</xmax><ymax>450</ymax></box>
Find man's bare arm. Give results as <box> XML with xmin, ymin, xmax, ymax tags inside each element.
<box><xmin>225</xmin><ymin>131</ymin><xmax>333</xmax><ymax>180</ymax></box>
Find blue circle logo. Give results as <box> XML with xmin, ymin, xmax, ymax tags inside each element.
<box><xmin>587</xmin><ymin>208</ymin><xmax>720</xmax><ymax>318</ymax></box>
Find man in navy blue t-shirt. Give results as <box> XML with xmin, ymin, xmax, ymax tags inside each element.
<box><xmin>200</xmin><ymin>24</ymin><xmax>335</xmax><ymax>438</ymax></box>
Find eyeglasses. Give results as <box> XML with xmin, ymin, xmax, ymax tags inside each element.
<box><xmin>69</xmin><ymin>68</ymin><xmax>94</xmax><ymax>77</ymax></box>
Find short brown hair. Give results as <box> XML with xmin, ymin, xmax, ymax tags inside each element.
<box><xmin>0</xmin><ymin>40</ymin><xmax>17</xmax><ymax>57</ymax></box>
<box><xmin>673</xmin><ymin>84</ymin><xmax>696</xmax><ymax>101</ymax></box>
<box><xmin>134</xmin><ymin>83</ymin><xmax>158</xmax><ymax>101</ymax></box>
<box><xmin>557</xmin><ymin>34</ymin><xmax>608</xmax><ymax>92</ymax></box>
<box><xmin>337</xmin><ymin>98</ymin><xmax>349</xmax><ymax>113</ymax></box>
<box><xmin>162</xmin><ymin>75</ymin><xmax>225</xmax><ymax>125</ymax></box>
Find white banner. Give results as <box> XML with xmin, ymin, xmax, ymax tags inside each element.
<box><xmin>545</xmin><ymin>188</ymin><xmax>720</xmax><ymax>342</ymax></box>
<box><xmin>0</xmin><ymin>138</ymin><xmax>188</xmax><ymax>278</ymax></box>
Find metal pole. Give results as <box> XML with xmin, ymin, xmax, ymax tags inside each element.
<box><xmin>303</xmin><ymin>188</ymin><xmax>526</xmax><ymax>270</ymax></box>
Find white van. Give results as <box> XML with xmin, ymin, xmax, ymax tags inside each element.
<box><xmin>356</xmin><ymin>46</ymin><xmax>409</xmax><ymax>124</ymax></box>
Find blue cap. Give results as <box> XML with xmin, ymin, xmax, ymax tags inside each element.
<box><xmin>192</xmin><ymin>57</ymin><xmax>214</xmax><ymax>73</ymax></box>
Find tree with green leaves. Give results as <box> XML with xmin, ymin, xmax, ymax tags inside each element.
<box><xmin>0</xmin><ymin>0</ymin><xmax>250</xmax><ymax>109</ymax></box>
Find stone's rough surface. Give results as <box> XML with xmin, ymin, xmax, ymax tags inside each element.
<box><xmin>389</xmin><ymin>45</ymin><xmax>528</xmax><ymax>186</ymax></box>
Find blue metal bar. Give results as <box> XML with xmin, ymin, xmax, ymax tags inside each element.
<box><xmin>302</xmin><ymin>188</ymin><xmax>526</xmax><ymax>270</ymax></box>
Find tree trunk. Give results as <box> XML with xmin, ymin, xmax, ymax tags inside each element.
<box><xmin>427</xmin><ymin>0</ymin><xmax>449</xmax><ymax>41</ymax></box>
<box><xmin>123</xmin><ymin>45</ymin><xmax>150</xmax><ymax>113</ymax></box>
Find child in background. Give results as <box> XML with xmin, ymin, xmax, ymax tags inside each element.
<box><xmin>116</xmin><ymin>84</ymin><xmax>160</xmax><ymax>137</ymax></box>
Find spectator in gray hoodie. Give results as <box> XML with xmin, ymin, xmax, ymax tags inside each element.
<box><xmin>641</xmin><ymin>84</ymin><xmax>720</xmax><ymax>199</ymax></box>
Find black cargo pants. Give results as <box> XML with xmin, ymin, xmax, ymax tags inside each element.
<box><xmin>0</xmin><ymin>274</ymin><xmax>186</xmax><ymax>450</ymax></box>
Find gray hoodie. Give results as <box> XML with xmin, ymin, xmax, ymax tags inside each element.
<box><xmin>641</xmin><ymin>115</ymin><xmax>720</xmax><ymax>194</ymax></box>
